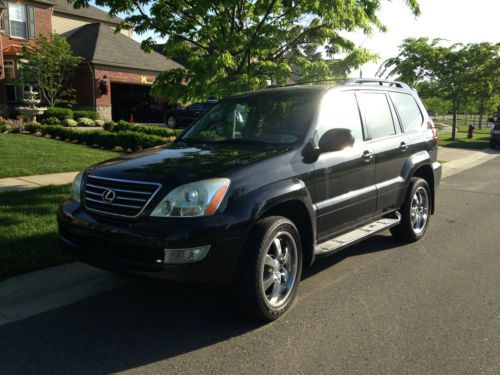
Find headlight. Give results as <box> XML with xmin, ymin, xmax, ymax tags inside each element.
<box><xmin>71</xmin><ymin>172</ymin><xmax>84</xmax><ymax>203</ymax></box>
<box><xmin>151</xmin><ymin>178</ymin><xmax>230</xmax><ymax>217</ymax></box>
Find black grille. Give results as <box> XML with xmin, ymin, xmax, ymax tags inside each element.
<box><xmin>84</xmin><ymin>175</ymin><xmax>161</xmax><ymax>218</ymax></box>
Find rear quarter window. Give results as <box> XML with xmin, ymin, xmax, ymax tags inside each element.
<box><xmin>390</xmin><ymin>93</ymin><xmax>423</xmax><ymax>132</ymax></box>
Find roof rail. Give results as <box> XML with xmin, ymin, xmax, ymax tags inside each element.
<box><xmin>264</xmin><ymin>79</ymin><xmax>345</xmax><ymax>89</ymax></box>
<box><xmin>345</xmin><ymin>78</ymin><xmax>411</xmax><ymax>90</ymax></box>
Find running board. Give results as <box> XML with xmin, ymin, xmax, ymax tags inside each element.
<box><xmin>314</xmin><ymin>212</ymin><xmax>401</xmax><ymax>257</ymax></box>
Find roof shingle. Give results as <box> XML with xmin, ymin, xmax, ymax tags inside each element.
<box><xmin>52</xmin><ymin>0</ymin><xmax>122</xmax><ymax>25</ymax></box>
<box><xmin>66</xmin><ymin>23</ymin><xmax>184</xmax><ymax>72</ymax></box>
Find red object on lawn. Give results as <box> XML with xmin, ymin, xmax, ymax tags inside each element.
<box><xmin>130</xmin><ymin>113</ymin><xmax>135</xmax><ymax>124</ymax></box>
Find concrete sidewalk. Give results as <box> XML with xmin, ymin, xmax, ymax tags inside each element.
<box><xmin>0</xmin><ymin>171</ymin><xmax>78</xmax><ymax>192</ymax></box>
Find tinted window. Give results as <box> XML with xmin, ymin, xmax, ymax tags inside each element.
<box><xmin>187</xmin><ymin>103</ymin><xmax>204</xmax><ymax>110</ymax></box>
<box><xmin>317</xmin><ymin>92</ymin><xmax>363</xmax><ymax>143</ymax></box>
<box><xmin>182</xmin><ymin>92</ymin><xmax>318</xmax><ymax>145</ymax></box>
<box><xmin>358</xmin><ymin>93</ymin><xmax>396</xmax><ymax>139</ymax></box>
<box><xmin>391</xmin><ymin>93</ymin><xmax>423</xmax><ymax>132</ymax></box>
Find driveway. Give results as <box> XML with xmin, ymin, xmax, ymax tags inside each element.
<box><xmin>0</xmin><ymin>158</ymin><xmax>499</xmax><ymax>374</ymax></box>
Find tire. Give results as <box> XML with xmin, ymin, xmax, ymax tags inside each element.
<box><xmin>166</xmin><ymin>115</ymin><xmax>177</xmax><ymax>129</ymax></box>
<box><xmin>390</xmin><ymin>177</ymin><xmax>431</xmax><ymax>243</ymax></box>
<box><xmin>235</xmin><ymin>216</ymin><xmax>303</xmax><ymax>321</ymax></box>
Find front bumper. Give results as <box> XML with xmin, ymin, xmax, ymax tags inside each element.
<box><xmin>58</xmin><ymin>200</ymin><xmax>251</xmax><ymax>284</ymax></box>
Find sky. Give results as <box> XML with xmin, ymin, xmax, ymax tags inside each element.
<box><xmin>95</xmin><ymin>0</ymin><xmax>500</xmax><ymax>78</ymax></box>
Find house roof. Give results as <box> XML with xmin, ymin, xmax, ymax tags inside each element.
<box><xmin>52</xmin><ymin>0</ymin><xmax>122</xmax><ymax>25</ymax></box>
<box><xmin>66</xmin><ymin>23</ymin><xmax>184</xmax><ymax>73</ymax></box>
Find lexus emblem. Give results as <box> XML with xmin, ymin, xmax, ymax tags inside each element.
<box><xmin>102</xmin><ymin>189</ymin><xmax>116</xmax><ymax>203</ymax></box>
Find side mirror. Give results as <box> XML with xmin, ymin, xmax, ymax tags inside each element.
<box><xmin>318</xmin><ymin>128</ymin><xmax>355</xmax><ymax>153</ymax></box>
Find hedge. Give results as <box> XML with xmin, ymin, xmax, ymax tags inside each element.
<box><xmin>74</xmin><ymin>110</ymin><xmax>100</xmax><ymax>120</ymax></box>
<box><xmin>110</xmin><ymin>121</ymin><xmax>177</xmax><ymax>137</ymax></box>
<box><xmin>24</xmin><ymin>124</ymin><xmax>167</xmax><ymax>151</ymax></box>
<box><xmin>39</xmin><ymin>107</ymin><xmax>74</xmax><ymax>123</ymax></box>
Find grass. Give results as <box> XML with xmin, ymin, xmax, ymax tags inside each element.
<box><xmin>0</xmin><ymin>185</ymin><xmax>72</xmax><ymax>281</ymax></box>
<box><xmin>0</xmin><ymin>134</ymin><xmax>119</xmax><ymax>178</ymax></box>
<box><xmin>438</xmin><ymin>131</ymin><xmax>491</xmax><ymax>150</ymax></box>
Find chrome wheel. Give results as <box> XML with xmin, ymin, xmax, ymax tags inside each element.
<box><xmin>260</xmin><ymin>232</ymin><xmax>298</xmax><ymax>309</ymax></box>
<box><xmin>167</xmin><ymin>116</ymin><xmax>176</xmax><ymax>128</ymax></box>
<box><xmin>410</xmin><ymin>186</ymin><xmax>429</xmax><ymax>234</ymax></box>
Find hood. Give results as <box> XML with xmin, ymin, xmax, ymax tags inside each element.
<box><xmin>87</xmin><ymin>142</ymin><xmax>290</xmax><ymax>187</ymax></box>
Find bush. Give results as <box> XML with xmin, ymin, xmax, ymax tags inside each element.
<box><xmin>39</xmin><ymin>107</ymin><xmax>74</xmax><ymax>123</ymax></box>
<box><xmin>0</xmin><ymin>124</ymin><xmax>7</xmax><ymax>133</ymax></box>
<box><xmin>41</xmin><ymin>116</ymin><xmax>61</xmax><ymax>125</ymax></box>
<box><xmin>111</xmin><ymin>121</ymin><xmax>177</xmax><ymax>137</ymax></box>
<box><xmin>103</xmin><ymin>121</ymin><xmax>117</xmax><ymax>131</ymax></box>
<box><xmin>35</xmin><ymin>126</ymin><xmax>167</xmax><ymax>151</ymax></box>
<box><xmin>74</xmin><ymin>110</ymin><xmax>100</xmax><ymax>121</ymax></box>
<box><xmin>24</xmin><ymin>122</ymin><xmax>43</xmax><ymax>134</ymax></box>
<box><xmin>95</xmin><ymin>119</ymin><xmax>105</xmax><ymax>127</ymax></box>
<box><xmin>77</xmin><ymin>117</ymin><xmax>95</xmax><ymax>127</ymax></box>
<box><xmin>65</xmin><ymin>119</ymin><xmax>78</xmax><ymax>127</ymax></box>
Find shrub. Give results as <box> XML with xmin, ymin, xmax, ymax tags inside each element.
<box><xmin>77</xmin><ymin>117</ymin><xmax>95</xmax><ymax>127</ymax></box>
<box><xmin>95</xmin><ymin>119</ymin><xmax>105</xmax><ymax>127</ymax></box>
<box><xmin>74</xmin><ymin>110</ymin><xmax>100</xmax><ymax>120</ymax></box>
<box><xmin>39</xmin><ymin>107</ymin><xmax>74</xmax><ymax>123</ymax></box>
<box><xmin>33</xmin><ymin>125</ymin><xmax>167</xmax><ymax>151</ymax></box>
<box><xmin>65</xmin><ymin>119</ymin><xmax>78</xmax><ymax>127</ymax></box>
<box><xmin>0</xmin><ymin>124</ymin><xmax>7</xmax><ymax>133</ymax></box>
<box><xmin>24</xmin><ymin>122</ymin><xmax>43</xmax><ymax>134</ymax></box>
<box><xmin>103</xmin><ymin>121</ymin><xmax>117</xmax><ymax>131</ymax></box>
<box><xmin>111</xmin><ymin>121</ymin><xmax>177</xmax><ymax>137</ymax></box>
<box><xmin>41</xmin><ymin>116</ymin><xmax>61</xmax><ymax>125</ymax></box>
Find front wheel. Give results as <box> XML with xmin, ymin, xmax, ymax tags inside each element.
<box><xmin>236</xmin><ymin>216</ymin><xmax>302</xmax><ymax>321</ymax></box>
<box><xmin>391</xmin><ymin>177</ymin><xmax>431</xmax><ymax>242</ymax></box>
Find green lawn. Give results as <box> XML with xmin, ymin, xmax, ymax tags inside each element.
<box><xmin>438</xmin><ymin>131</ymin><xmax>491</xmax><ymax>150</ymax></box>
<box><xmin>0</xmin><ymin>134</ymin><xmax>118</xmax><ymax>178</ymax></box>
<box><xmin>0</xmin><ymin>185</ymin><xmax>72</xmax><ymax>280</ymax></box>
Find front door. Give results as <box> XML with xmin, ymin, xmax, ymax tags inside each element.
<box><xmin>312</xmin><ymin>90</ymin><xmax>377</xmax><ymax>241</ymax></box>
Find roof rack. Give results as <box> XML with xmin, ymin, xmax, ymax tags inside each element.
<box><xmin>345</xmin><ymin>78</ymin><xmax>411</xmax><ymax>90</ymax></box>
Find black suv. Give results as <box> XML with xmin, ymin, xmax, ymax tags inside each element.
<box><xmin>165</xmin><ymin>100</ymin><xmax>218</xmax><ymax>128</ymax></box>
<box><xmin>58</xmin><ymin>79</ymin><xmax>441</xmax><ymax>321</ymax></box>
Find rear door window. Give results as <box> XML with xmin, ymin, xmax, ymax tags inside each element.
<box><xmin>358</xmin><ymin>93</ymin><xmax>396</xmax><ymax>139</ymax></box>
<box><xmin>390</xmin><ymin>92</ymin><xmax>423</xmax><ymax>132</ymax></box>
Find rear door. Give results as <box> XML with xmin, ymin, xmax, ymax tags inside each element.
<box><xmin>313</xmin><ymin>90</ymin><xmax>377</xmax><ymax>240</ymax></box>
<box><xmin>357</xmin><ymin>91</ymin><xmax>409</xmax><ymax>215</ymax></box>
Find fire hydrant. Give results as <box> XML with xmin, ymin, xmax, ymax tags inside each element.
<box><xmin>467</xmin><ymin>124</ymin><xmax>475</xmax><ymax>139</ymax></box>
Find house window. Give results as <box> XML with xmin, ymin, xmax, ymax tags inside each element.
<box><xmin>4</xmin><ymin>60</ymin><xmax>16</xmax><ymax>80</ymax></box>
<box><xmin>6</xmin><ymin>85</ymin><xmax>17</xmax><ymax>102</ymax></box>
<box><xmin>8</xmin><ymin>2</ymin><xmax>28</xmax><ymax>39</ymax></box>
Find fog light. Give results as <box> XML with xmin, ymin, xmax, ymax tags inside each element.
<box><xmin>163</xmin><ymin>246</ymin><xmax>210</xmax><ymax>264</ymax></box>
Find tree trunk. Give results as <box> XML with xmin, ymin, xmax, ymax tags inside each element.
<box><xmin>478</xmin><ymin>100</ymin><xmax>484</xmax><ymax>130</ymax></box>
<box><xmin>464</xmin><ymin>111</ymin><xmax>468</xmax><ymax>127</ymax></box>
<box><xmin>473</xmin><ymin>112</ymin><xmax>477</xmax><ymax>127</ymax></box>
<box><xmin>452</xmin><ymin>103</ymin><xmax>458</xmax><ymax>141</ymax></box>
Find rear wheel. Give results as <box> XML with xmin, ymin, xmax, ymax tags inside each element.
<box><xmin>166</xmin><ymin>115</ymin><xmax>177</xmax><ymax>129</ymax></box>
<box><xmin>391</xmin><ymin>177</ymin><xmax>431</xmax><ymax>242</ymax></box>
<box><xmin>236</xmin><ymin>216</ymin><xmax>302</xmax><ymax>321</ymax></box>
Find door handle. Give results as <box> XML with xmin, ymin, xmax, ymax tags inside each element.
<box><xmin>362</xmin><ymin>150</ymin><xmax>373</xmax><ymax>162</ymax></box>
<box><xmin>399</xmin><ymin>142</ymin><xmax>409</xmax><ymax>152</ymax></box>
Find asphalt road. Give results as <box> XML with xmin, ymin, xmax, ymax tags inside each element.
<box><xmin>1</xmin><ymin>158</ymin><xmax>499</xmax><ymax>374</ymax></box>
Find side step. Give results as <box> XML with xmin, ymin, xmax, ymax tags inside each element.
<box><xmin>314</xmin><ymin>212</ymin><xmax>401</xmax><ymax>257</ymax></box>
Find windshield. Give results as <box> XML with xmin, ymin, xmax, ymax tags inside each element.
<box><xmin>181</xmin><ymin>92</ymin><xmax>318</xmax><ymax>145</ymax></box>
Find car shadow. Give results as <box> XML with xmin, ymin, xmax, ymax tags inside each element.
<box><xmin>0</xmin><ymin>234</ymin><xmax>404</xmax><ymax>374</ymax></box>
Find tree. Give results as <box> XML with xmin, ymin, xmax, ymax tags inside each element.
<box><xmin>69</xmin><ymin>0</ymin><xmax>420</xmax><ymax>102</ymax></box>
<box><xmin>422</xmin><ymin>96</ymin><xmax>452</xmax><ymax>121</ymax></box>
<box><xmin>378</xmin><ymin>38</ymin><xmax>499</xmax><ymax>140</ymax></box>
<box><xmin>19</xmin><ymin>34</ymin><xmax>83</xmax><ymax>107</ymax></box>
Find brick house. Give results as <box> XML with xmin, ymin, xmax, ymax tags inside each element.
<box><xmin>0</xmin><ymin>0</ymin><xmax>183</xmax><ymax>122</ymax></box>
